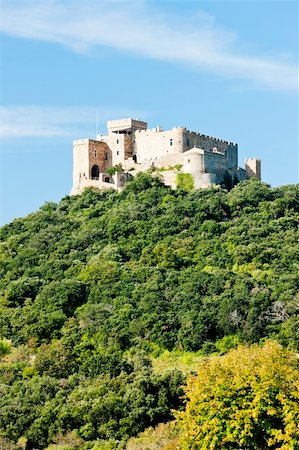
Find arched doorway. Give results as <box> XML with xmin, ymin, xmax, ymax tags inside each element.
<box><xmin>91</xmin><ymin>165</ymin><xmax>99</xmax><ymax>179</ymax></box>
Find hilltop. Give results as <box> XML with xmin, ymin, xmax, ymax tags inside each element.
<box><xmin>0</xmin><ymin>174</ymin><xmax>298</xmax><ymax>449</ymax></box>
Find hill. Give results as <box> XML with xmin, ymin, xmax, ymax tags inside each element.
<box><xmin>0</xmin><ymin>174</ymin><xmax>298</xmax><ymax>449</ymax></box>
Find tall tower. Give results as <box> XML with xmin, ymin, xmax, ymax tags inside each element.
<box><xmin>71</xmin><ymin>139</ymin><xmax>110</xmax><ymax>195</ymax></box>
<box><xmin>245</xmin><ymin>158</ymin><xmax>261</xmax><ymax>180</ymax></box>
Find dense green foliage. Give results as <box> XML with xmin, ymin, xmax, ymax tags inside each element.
<box><xmin>0</xmin><ymin>174</ymin><xmax>298</xmax><ymax>448</ymax></box>
<box><xmin>177</xmin><ymin>341</ymin><xmax>299</xmax><ymax>449</ymax></box>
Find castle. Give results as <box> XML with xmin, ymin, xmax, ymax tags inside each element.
<box><xmin>71</xmin><ymin>118</ymin><xmax>261</xmax><ymax>195</ymax></box>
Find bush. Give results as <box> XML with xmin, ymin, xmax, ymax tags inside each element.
<box><xmin>126</xmin><ymin>422</ymin><xmax>178</xmax><ymax>450</ymax></box>
<box><xmin>0</xmin><ymin>339</ymin><xmax>11</xmax><ymax>357</ymax></box>
<box><xmin>176</xmin><ymin>173</ymin><xmax>194</xmax><ymax>191</ymax></box>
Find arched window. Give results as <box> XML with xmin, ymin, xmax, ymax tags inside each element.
<box><xmin>91</xmin><ymin>165</ymin><xmax>99</xmax><ymax>179</ymax></box>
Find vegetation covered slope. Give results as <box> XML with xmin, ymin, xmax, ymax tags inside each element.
<box><xmin>0</xmin><ymin>175</ymin><xmax>298</xmax><ymax>449</ymax></box>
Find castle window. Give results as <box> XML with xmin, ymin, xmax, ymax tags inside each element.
<box><xmin>170</xmin><ymin>139</ymin><xmax>173</xmax><ymax>146</ymax></box>
<box><xmin>117</xmin><ymin>139</ymin><xmax>119</xmax><ymax>144</ymax></box>
<box><xmin>94</xmin><ymin>151</ymin><xmax>97</xmax><ymax>157</ymax></box>
<box><xmin>188</xmin><ymin>159</ymin><xmax>190</xmax><ymax>163</ymax></box>
<box><xmin>105</xmin><ymin>153</ymin><xmax>108</xmax><ymax>160</ymax></box>
<box><xmin>91</xmin><ymin>165</ymin><xmax>100</xmax><ymax>180</ymax></box>
<box><xmin>187</xmin><ymin>139</ymin><xmax>190</xmax><ymax>147</ymax></box>
<box><xmin>117</xmin><ymin>151</ymin><xmax>119</xmax><ymax>156</ymax></box>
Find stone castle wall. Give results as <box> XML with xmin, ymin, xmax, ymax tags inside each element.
<box><xmin>71</xmin><ymin>139</ymin><xmax>110</xmax><ymax>195</ymax></box>
<box><xmin>71</xmin><ymin>118</ymin><xmax>261</xmax><ymax>195</ymax></box>
<box><xmin>133</xmin><ymin>127</ymin><xmax>185</xmax><ymax>163</ymax></box>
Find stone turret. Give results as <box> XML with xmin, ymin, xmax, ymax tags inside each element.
<box><xmin>245</xmin><ymin>158</ymin><xmax>261</xmax><ymax>180</ymax></box>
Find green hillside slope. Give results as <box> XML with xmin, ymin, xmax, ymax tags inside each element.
<box><xmin>0</xmin><ymin>175</ymin><xmax>298</xmax><ymax>449</ymax></box>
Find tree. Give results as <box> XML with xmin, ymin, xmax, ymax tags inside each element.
<box><xmin>176</xmin><ymin>341</ymin><xmax>299</xmax><ymax>449</ymax></box>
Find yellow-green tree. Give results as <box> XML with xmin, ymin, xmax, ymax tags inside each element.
<box><xmin>176</xmin><ymin>341</ymin><xmax>299</xmax><ymax>449</ymax></box>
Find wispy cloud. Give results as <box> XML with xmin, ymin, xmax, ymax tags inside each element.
<box><xmin>0</xmin><ymin>105</ymin><xmax>147</xmax><ymax>139</ymax></box>
<box><xmin>0</xmin><ymin>0</ymin><xmax>297</xmax><ymax>92</ymax></box>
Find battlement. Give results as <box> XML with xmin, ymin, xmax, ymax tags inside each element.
<box><xmin>132</xmin><ymin>126</ymin><xmax>236</xmax><ymax>146</ymax></box>
<box><xmin>245</xmin><ymin>158</ymin><xmax>261</xmax><ymax>162</ymax></box>
<box><xmin>107</xmin><ymin>118</ymin><xmax>147</xmax><ymax>133</ymax></box>
<box><xmin>73</xmin><ymin>139</ymin><xmax>99</xmax><ymax>145</ymax></box>
<box><xmin>183</xmin><ymin>129</ymin><xmax>236</xmax><ymax>146</ymax></box>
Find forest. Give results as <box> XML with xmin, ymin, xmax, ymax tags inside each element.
<box><xmin>0</xmin><ymin>174</ymin><xmax>298</xmax><ymax>449</ymax></box>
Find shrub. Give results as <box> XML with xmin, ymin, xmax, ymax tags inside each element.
<box><xmin>0</xmin><ymin>339</ymin><xmax>11</xmax><ymax>357</ymax></box>
<box><xmin>176</xmin><ymin>173</ymin><xmax>194</xmax><ymax>191</ymax></box>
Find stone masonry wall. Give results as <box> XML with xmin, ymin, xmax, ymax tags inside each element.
<box><xmin>87</xmin><ymin>140</ymin><xmax>109</xmax><ymax>177</ymax></box>
<box><xmin>133</xmin><ymin>127</ymin><xmax>185</xmax><ymax>162</ymax></box>
<box><xmin>182</xmin><ymin>131</ymin><xmax>238</xmax><ymax>170</ymax></box>
<box><xmin>71</xmin><ymin>139</ymin><xmax>110</xmax><ymax>195</ymax></box>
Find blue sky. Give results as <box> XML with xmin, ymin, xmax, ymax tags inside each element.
<box><xmin>0</xmin><ymin>0</ymin><xmax>298</xmax><ymax>225</ymax></box>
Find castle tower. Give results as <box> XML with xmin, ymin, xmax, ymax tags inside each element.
<box><xmin>245</xmin><ymin>158</ymin><xmax>261</xmax><ymax>180</ymax></box>
<box><xmin>96</xmin><ymin>118</ymin><xmax>148</xmax><ymax>166</ymax></box>
<box><xmin>71</xmin><ymin>139</ymin><xmax>111</xmax><ymax>195</ymax></box>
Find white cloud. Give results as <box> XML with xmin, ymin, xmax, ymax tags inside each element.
<box><xmin>0</xmin><ymin>0</ymin><xmax>297</xmax><ymax>92</ymax></box>
<box><xmin>0</xmin><ymin>105</ymin><xmax>147</xmax><ymax>139</ymax></box>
